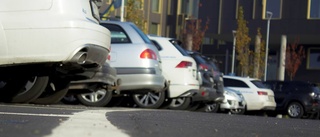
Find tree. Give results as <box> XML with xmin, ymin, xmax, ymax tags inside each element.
<box><xmin>285</xmin><ymin>38</ymin><xmax>305</xmax><ymax>80</ymax></box>
<box><xmin>125</xmin><ymin>0</ymin><xmax>147</xmax><ymax>33</ymax></box>
<box><xmin>181</xmin><ymin>17</ymin><xmax>210</xmax><ymax>51</ymax></box>
<box><xmin>250</xmin><ymin>28</ymin><xmax>266</xmax><ymax>79</ymax></box>
<box><xmin>235</xmin><ymin>6</ymin><xmax>251</xmax><ymax>76</ymax></box>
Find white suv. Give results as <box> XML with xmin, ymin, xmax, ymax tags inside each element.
<box><xmin>0</xmin><ymin>0</ymin><xmax>111</xmax><ymax>104</ymax></box>
<box><xmin>223</xmin><ymin>75</ymin><xmax>276</xmax><ymax>112</ymax></box>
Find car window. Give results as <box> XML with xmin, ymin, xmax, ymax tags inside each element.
<box><xmin>223</xmin><ymin>78</ymin><xmax>249</xmax><ymax>88</ymax></box>
<box><xmin>150</xmin><ymin>40</ymin><xmax>162</xmax><ymax>51</ymax></box>
<box><xmin>206</xmin><ymin>59</ymin><xmax>220</xmax><ymax>72</ymax></box>
<box><xmin>169</xmin><ymin>40</ymin><xmax>190</xmax><ymax>56</ymax></box>
<box><xmin>192</xmin><ymin>54</ymin><xmax>208</xmax><ymax>65</ymax></box>
<box><xmin>251</xmin><ymin>80</ymin><xmax>268</xmax><ymax>89</ymax></box>
<box><xmin>101</xmin><ymin>24</ymin><xmax>131</xmax><ymax>44</ymax></box>
<box><xmin>129</xmin><ymin>23</ymin><xmax>152</xmax><ymax>44</ymax></box>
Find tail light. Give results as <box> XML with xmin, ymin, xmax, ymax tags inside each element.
<box><xmin>199</xmin><ymin>64</ymin><xmax>209</xmax><ymax>70</ymax></box>
<box><xmin>257</xmin><ymin>91</ymin><xmax>268</xmax><ymax>95</ymax></box>
<box><xmin>107</xmin><ymin>47</ymin><xmax>111</xmax><ymax>60</ymax></box>
<box><xmin>140</xmin><ymin>49</ymin><xmax>157</xmax><ymax>60</ymax></box>
<box><xmin>176</xmin><ymin>61</ymin><xmax>192</xmax><ymax>68</ymax></box>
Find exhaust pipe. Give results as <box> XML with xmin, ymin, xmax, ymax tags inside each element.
<box><xmin>71</xmin><ymin>52</ymin><xmax>88</xmax><ymax>64</ymax></box>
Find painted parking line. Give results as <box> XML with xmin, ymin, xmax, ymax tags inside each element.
<box><xmin>0</xmin><ymin>108</ymin><xmax>130</xmax><ymax>137</ymax></box>
<box><xmin>45</xmin><ymin>110</ymin><xmax>130</xmax><ymax>137</ymax></box>
<box><xmin>0</xmin><ymin>112</ymin><xmax>71</xmax><ymax>117</ymax></box>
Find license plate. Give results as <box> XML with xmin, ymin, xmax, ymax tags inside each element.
<box><xmin>268</xmin><ymin>96</ymin><xmax>274</xmax><ymax>101</ymax></box>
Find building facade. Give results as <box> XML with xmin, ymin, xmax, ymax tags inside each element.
<box><xmin>198</xmin><ymin>0</ymin><xmax>320</xmax><ymax>83</ymax></box>
<box><xmin>98</xmin><ymin>0</ymin><xmax>320</xmax><ymax>83</ymax></box>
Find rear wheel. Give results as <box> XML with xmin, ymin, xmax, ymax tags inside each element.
<box><xmin>32</xmin><ymin>76</ymin><xmax>70</xmax><ymax>104</ymax></box>
<box><xmin>168</xmin><ymin>97</ymin><xmax>191</xmax><ymax>110</ymax></box>
<box><xmin>230</xmin><ymin>108</ymin><xmax>245</xmax><ymax>115</ymax></box>
<box><xmin>132</xmin><ymin>91</ymin><xmax>165</xmax><ymax>109</ymax></box>
<box><xmin>0</xmin><ymin>76</ymin><xmax>49</xmax><ymax>103</ymax></box>
<box><xmin>287</xmin><ymin>102</ymin><xmax>304</xmax><ymax>118</ymax></box>
<box><xmin>76</xmin><ymin>85</ymin><xmax>113</xmax><ymax>107</ymax></box>
<box><xmin>202</xmin><ymin>103</ymin><xmax>219</xmax><ymax>113</ymax></box>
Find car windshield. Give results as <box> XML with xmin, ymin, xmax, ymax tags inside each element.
<box><xmin>251</xmin><ymin>80</ymin><xmax>268</xmax><ymax>88</ymax></box>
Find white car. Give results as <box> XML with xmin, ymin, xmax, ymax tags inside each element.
<box><xmin>223</xmin><ymin>75</ymin><xmax>276</xmax><ymax>111</ymax></box>
<box><xmin>219</xmin><ymin>87</ymin><xmax>246</xmax><ymax>114</ymax></box>
<box><xmin>149</xmin><ymin>35</ymin><xmax>217</xmax><ymax>110</ymax></box>
<box><xmin>0</xmin><ymin>0</ymin><xmax>111</xmax><ymax>104</ymax></box>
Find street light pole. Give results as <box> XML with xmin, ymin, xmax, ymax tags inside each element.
<box><xmin>264</xmin><ymin>11</ymin><xmax>273</xmax><ymax>81</ymax></box>
<box><xmin>231</xmin><ymin>30</ymin><xmax>237</xmax><ymax>75</ymax></box>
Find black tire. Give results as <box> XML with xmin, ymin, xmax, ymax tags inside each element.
<box><xmin>132</xmin><ymin>91</ymin><xmax>165</xmax><ymax>109</ymax></box>
<box><xmin>61</xmin><ymin>94</ymin><xmax>80</xmax><ymax>105</ymax></box>
<box><xmin>168</xmin><ymin>97</ymin><xmax>191</xmax><ymax>110</ymax></box>
<box><xmin>0</xmin><ymin>76</ymin><xmax>49</xmax><ymax>103</ymax></box>
<box><xmin>230</xmin><ymin>108</ymin><xmax>245</xmax><ymax>115</ymax></box>
<box><xmin>187</xmin><ymin>102</ymin><xmax>201</xmax><ymax>111</ymax></box>
<box><xmin>200</xmin><ymin>103</ymin><xmax>219</xmax><ymax>113</ymax></box>
<box><xmin>32</xmin><ymin>76</ymin><xmax>70</xmax><ymax>104</ymax></box>
<box><xmin>76</xmin><ymin>86</ymin><xmax>113</xmax><ymax>107</ymax></box>
<box><xmin>12</xmin><ymin>76</ymin><xmax>49</xmax><ymax>103</ymax></box>
<box><xmin>287</xmin><ymin>102</ymin><xmax>304</xmax><ymax>118</ymax></box>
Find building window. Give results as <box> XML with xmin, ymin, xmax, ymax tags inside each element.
<box><xmin>262</xmin><ymin>0</ymin><xmax>282</xmax><ymax>19</ymax></box>
<box><xmin>152</xmin><ymin>0</ymin><xmax>160</xmax><ymax>13</ymax></box>
<box><xmin>307</xmin><ymin>48</ymin><xmax>320</xmax><ymax>69</ymax></box>
<box><xmin>150</xmin><ymin>23</ymin><xmax>159</xmax><ymax>35</ymax></box>
<box><xmin>308</xmin><ymin>0</ymin><xmax>320</xmax><ymax>19</ymax></box>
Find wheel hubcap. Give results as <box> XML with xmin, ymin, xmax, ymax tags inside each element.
<box><xmin>170</xmin><ymin>98</ymin><xmax>186</xmax><ymax>107</ymax></box>
<box><xmin>135</xmin><ymin>92</ymin><xmax>161</xmax><ymax>106</ymax></box>
<box><xmin>288</xmin><ymin>104</ymin><xmax>301</xmax><ymax>117</ymax></box>
<box><xmin>81</xmin><ymin>89</ymin><xmax>107</xmax><ymax>103</ymax></box>
<box><xmin>205</xmin><ymin>103</ymin><xmax>218</xmax><ymax>112</ymax></box>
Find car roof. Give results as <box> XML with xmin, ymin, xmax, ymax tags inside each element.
<box><xmin>223</xmin><ymin>75</ymin><xmax>260</xmax><ymax>81</ymax></box>
<box><xmin>100</xmin><ymin>20</ymin><xmax>134</xmax><ymax>25</ymax></box>
<box><xmin>148</xmin><ymin>35</ymin><xmax>175</xmax><ymax>41</ymax></box>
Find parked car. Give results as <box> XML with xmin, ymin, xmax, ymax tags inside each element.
<box><xmin>263</xmin><ymin>80</ymin><xmax>320</xmax><ymax>118</ymax></box>
<box><xmin>0</xmin><ymin>0</ymin><xmax>111</xmax><ymax>104</ymax></box>
<box><xmin>187</xmin><ymin>51</ymin><xmax>225</xmax><ymax>102</ymax></box>
<box><xmin>73</xmin><ymin>21</ymin><xmax>166</xmax><ymax>108</ymax></box>
<box><xmin>219</xmin><ymin>87</ymin><xmax>246</xmax><ymax>114</ymax></box>
<box><xmin>148</xmin><ymin>35</ymin><xmax>204</xmax><ymax>110</ymax></box>
<box><xmin>204</xmin><ymin>87</ymin><xmax>246</xmax><ymax>114</ymax></box>
<box><xmin>223</xmin><ymin>75</ymin><xmax>276</xmax><ymax>113</ymax></box>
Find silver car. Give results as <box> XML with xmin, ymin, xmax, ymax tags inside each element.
<box><xmin>202</xmin><ymin>87</ymin><xmax>246</xmax><ymax>114</ymax></box>
<box><xmin>74</xmin><ymin>21</ymin><xmax>166</xmax><ymax>108</ymax></box>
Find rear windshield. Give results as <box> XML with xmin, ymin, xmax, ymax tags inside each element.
<box><xmin>129</xmin><ymin>24</ymin><xmax>152</xmax><ymax>44</ymax></box>
<box><xmin>192</xmin><ymin>54</ymin><xmax>208</xmax><ymax>64</ymax></box>
<box><xmin>169</xmin><ymin>40</ymin><xmax>190</xmax><ymax>56</ymax></box>
<box><xmin>100</xmin><ymin>24</ymin><xmax>131</xmax><ymax>44</ymax></box>
<box><xmin>251</xmin><ymin>80</ymin><xmax>268</xmax><ymax>88</ymax></box>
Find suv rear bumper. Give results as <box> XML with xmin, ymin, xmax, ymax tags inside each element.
<box><xmin>192</xmin><ymin>86</ymin><xmax>225</xmax><ymax>103</ymax></box>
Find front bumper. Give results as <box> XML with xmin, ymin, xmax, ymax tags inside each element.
<box><xmin>304</xmin><ymin>100</ymin><xmax>320</xmax><ymax>114</ymax></box>
<box><xmin>220</xmin><ymin>99</ymin><xmax>246</xmax><ymax>110</ymax></box>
